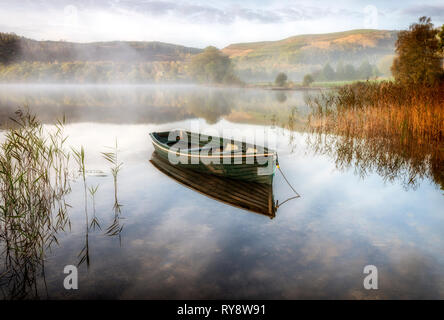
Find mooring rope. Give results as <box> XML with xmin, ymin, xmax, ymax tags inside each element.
<box><xmin>275</xmin><ymin>158</ymin><xmax>301</xmax><ymax>208</ymax></box>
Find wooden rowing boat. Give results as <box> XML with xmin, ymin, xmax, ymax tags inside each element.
<box><xmin>149</xmin><ymin>130</ymin><xmax>276</xmax><ymax>185</ymax></box>
<box><xmin>150</xmin><ymin>151</ymin><xmax>276</xmax><ymax>218</ymax></box>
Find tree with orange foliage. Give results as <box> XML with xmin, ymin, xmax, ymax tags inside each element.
<box><xmin>391</xmin><ymin>17</ymin><xmax>443</xmax><ymax>85</ymax></box>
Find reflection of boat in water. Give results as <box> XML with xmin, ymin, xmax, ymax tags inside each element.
<box><xmin>149</xmin><ymin>130</ymin><xmax>276</xmax><ymax>185</ymax></box>
<box><xmin>150</xmin><ymin>151</ymin><xmax>276</xmax><ymax>218</ymax></box>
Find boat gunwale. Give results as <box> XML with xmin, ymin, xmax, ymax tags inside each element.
<box><xmin>150</xmin><ymin>132</ymin><xmax>276</xmax><ymax>159</ymax></box>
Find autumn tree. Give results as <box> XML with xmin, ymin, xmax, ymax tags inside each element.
<box><xmin>188</xmin><ymin>46</ymin><xmax>240</xmax><ymax>84</ymax></box>
<box><xmin>438</xmin><ymin>24</ymin><xmax>444</xmax><ymax>52</ymax></box>
<box><xmin>391</xmin><ymin>17</ymin><xmax>443</xmax><ymax>85</ymax></box>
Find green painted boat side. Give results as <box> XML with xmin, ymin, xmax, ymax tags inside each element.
<box><xmin>149</xmin><ymin>130</ymin><xmax>276</xmax><ymax>185</ymax></box>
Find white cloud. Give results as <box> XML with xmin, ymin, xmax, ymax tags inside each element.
<box><xmin>0</xmin><ymin>0</ymin><xmax>442</xmax><ymax>47</ymax></box>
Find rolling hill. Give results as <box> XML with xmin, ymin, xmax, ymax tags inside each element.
<box><xmin>0</xmin><ymin>33</ymin><xmax>202</xmax><ymax>63</ymax></box>
<box><xmin>1</xmin><ymin>30</ymin><xmax>398</xmax><ymax>82</ymax></box>
<box><xmin>222</xmin><ymin>29</ymin><xmax>398</xmax><ymax>81</ymax></box>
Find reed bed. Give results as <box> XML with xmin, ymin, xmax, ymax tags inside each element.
<box><xmin>306</xmin><ymin>81</ymin><xmax>444</xmax><ymax>189</ymax></box>
<box><xmin>0</xmin><ymin>110</ymin><xmax>127</xmax><ymax>296</ymax></box>
<box><xmin>0</xmin><ymin>109</ymin><xmax>71</xmax><ymax>298</ymax></box>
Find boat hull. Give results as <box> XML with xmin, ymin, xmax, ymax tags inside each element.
<box><xmin>151</xmin><ymin>137</ymin><xmax>276</xmax><ymax>185</ymax></box>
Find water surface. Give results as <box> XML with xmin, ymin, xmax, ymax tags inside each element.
<box><xmin>0</xmin><ymin>84</ymin><xmax>443</xmax><ymax>299</ymax></box>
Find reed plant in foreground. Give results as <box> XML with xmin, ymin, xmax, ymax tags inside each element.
<box><xmin>0</xmin><ymin>108</ymin><xmax>71</xmax><ymax>298</ymax></box>
<box><xmin>72</xmin><ymin>146</ymin><xmax>87</xmax><ymax>217</ymax></box>
<box><xmin>306</xmin><ymin>81</ymin><xmax>444</xmax><ymax>189</ymax></box>
<box><xmin>102</xmin><ymin>140</ymin><xmax>124</xmax><ymax>237</ymax></box>
<box><xmin>89</xmin><ymin>185</ymin><xmax>100</xmax><ymax>231</ymax></box>
<box><xmin>71</xmin><ymin>146</ymin><xmax>91</xmax><ymax>267</ymax></box>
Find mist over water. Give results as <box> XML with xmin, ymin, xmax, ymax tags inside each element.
<box><xmin>0</xmin><ymin>84</ymin><xmax>311</xmax><ymax>126</ymax></box>
<box><xmin>0</xmin><ymin>84</ymin><xmax>443</xmax><ymax>299</ymax></box>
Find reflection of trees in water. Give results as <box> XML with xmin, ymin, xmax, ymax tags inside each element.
<box><xmin>286</xmin><ymin>107</ymin><xmax>299</xmax><ymax>153</ymax></box>
<box><xmin>307</xmin><ymin>132</ymin><xmax>444</xmax><ymax>191</ymax></box>
<box><xmin>305</xmin><ymin>83</ymin><xmax>444</xmax><ymax>190</ymax></box>
<box><xmin>275</xmin><ymin>92</ymin><xmax>287</xmax><ymax>103</ymax></box>
<box><xmin>187</xmin><ymin>90</ymin><xmax>232</xmax><ymax>124</ymax></box>
<box><xmin>0</xmin><ymin>86</ymin><xmax>312</xmax><ymax>127</ymax></box>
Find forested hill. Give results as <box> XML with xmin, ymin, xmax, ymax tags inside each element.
<box><xmin>1</xmin><ymin>29</ymin><xmax>396</xmax><ymax>65</ymax></box>
<box><xmin>0</xmin><ymin>33</ymin><xmax>202</xmax><ymax>63</ymax></box>
<box><xmin>222</xmin><ymin>29</ymin><xmax>398</xmax><ymax>80</ymax></box>
<box><xmin>0</xmin><ymin>30</ymin><xmax>398</xmax><ymax>82</ymax></box>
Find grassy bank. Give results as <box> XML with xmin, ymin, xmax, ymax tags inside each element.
<box><xmin>247</xmin><ymin>78</ymin><xmax>392</xmax><ymax>90</ymax></box>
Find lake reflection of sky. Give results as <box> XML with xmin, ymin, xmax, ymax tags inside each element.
<box><xmin>0</xmin><ymin>86</ymin><xmax>443</xmax><ymax>299</ymax></box>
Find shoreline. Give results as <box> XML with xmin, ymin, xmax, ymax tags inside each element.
<box><xmin>0</xmin><ymin>82</ymin><xmax>330</xmax><ymax>90</ymax></box>
<box><xmin>246</xmin><ymin>85</ymin><xmax>328</xmax><ymax>91</ymax></box>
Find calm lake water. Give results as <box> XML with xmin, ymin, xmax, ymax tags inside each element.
<box><xmin>0</xmin><ymin>84</ymin><xmax>443</xmax><ymax>299</ymax></box>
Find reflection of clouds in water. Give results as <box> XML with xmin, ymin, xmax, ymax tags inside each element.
<box><xmin>279</xmin><ymin>147</ymin><xmax>444</xmax><ymax>251</ymax></box>
<box><xmin>63</xmin><ymin>125</ymin><xmax>444</xmax><ymax>298</ymax></box>
<box><xmin>120</xmin><ymin>206</ymin><xmax>221</xmax><ymax>298</ymax></box>
<box><xmin>2</xmin><ymin>114</ymin><xmax>443</xmax><ymax>298</ymax></box>
<box><xmin>377</xmin><ymin>248</ymin><xmax>444</xmax><ymax>299</ymax></box>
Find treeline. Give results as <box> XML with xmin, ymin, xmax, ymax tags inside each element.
<box><xmin>0</xmin><ymin>33</ymin><xmax>243</xmax><ymax>84</ymax></box>
<box><xmin>0</xmin><ymin>32</ymin><xmax>201</xmax><ymax>83</ymax></box>
<box><xmin>0</xmin><ymin>61</ymin><xmax>188</xmax><ymax>83</ymax></box>
<box><xmin>0</xmin><ymin>32</ymin><xmax>201</xmax><ymax>63</ymax></box>
<box><xmin>308</xmin><ymin>61</ymin><xmax>381</xmax><ymax>82</ymax></box>
<box><xmin>0</xmin><ymin>33</ymin><xmax>20</xmax><ymax>64</ymax></box>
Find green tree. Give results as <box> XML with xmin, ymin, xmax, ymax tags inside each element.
<box><xmin>302</xmin><ymin>74</ymin><xmax>314</xmax><ymax>86</ymax></box>
<box><xmin>336</xmin><ymin>61</ymin><xmax>345</xmax><ymax>80</ymax></box>
<box><xmin>0</xmin><ymin>33</ymin><xmax>20</xmax><ymax>65</ymax></box>
<box><xmin>322</xmin><ymin>63</ymin><xmax>335</xmax><ymax>81</ymax></box>
<box><xmin>391</xmin><ymin>16</ymin><xmax>443</xmax><ymax>85</ymax></box>
<box><xmin>188</xmin><ymin>46</ymin><xmax>240</xmax><ymax>84</ymax></box>
<box><xmin>357</xmin><ymin>60</ymin><xmax>373</xmax><ymax>80</ymax></box>
<box><xmin>344</xmin><ymin>64</ymin><xmax>357</xmax><ymax>80</ymax></box>
<box><xmin>275</xmin><ymin>72</ymin><xmax>288</xmax><ymax>87</ymax></box>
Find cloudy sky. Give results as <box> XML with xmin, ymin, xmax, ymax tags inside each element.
<box><xmin>0</xmin><ymin>0</ymin><xmax>443</xmax><ymax>48</ymax></box>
